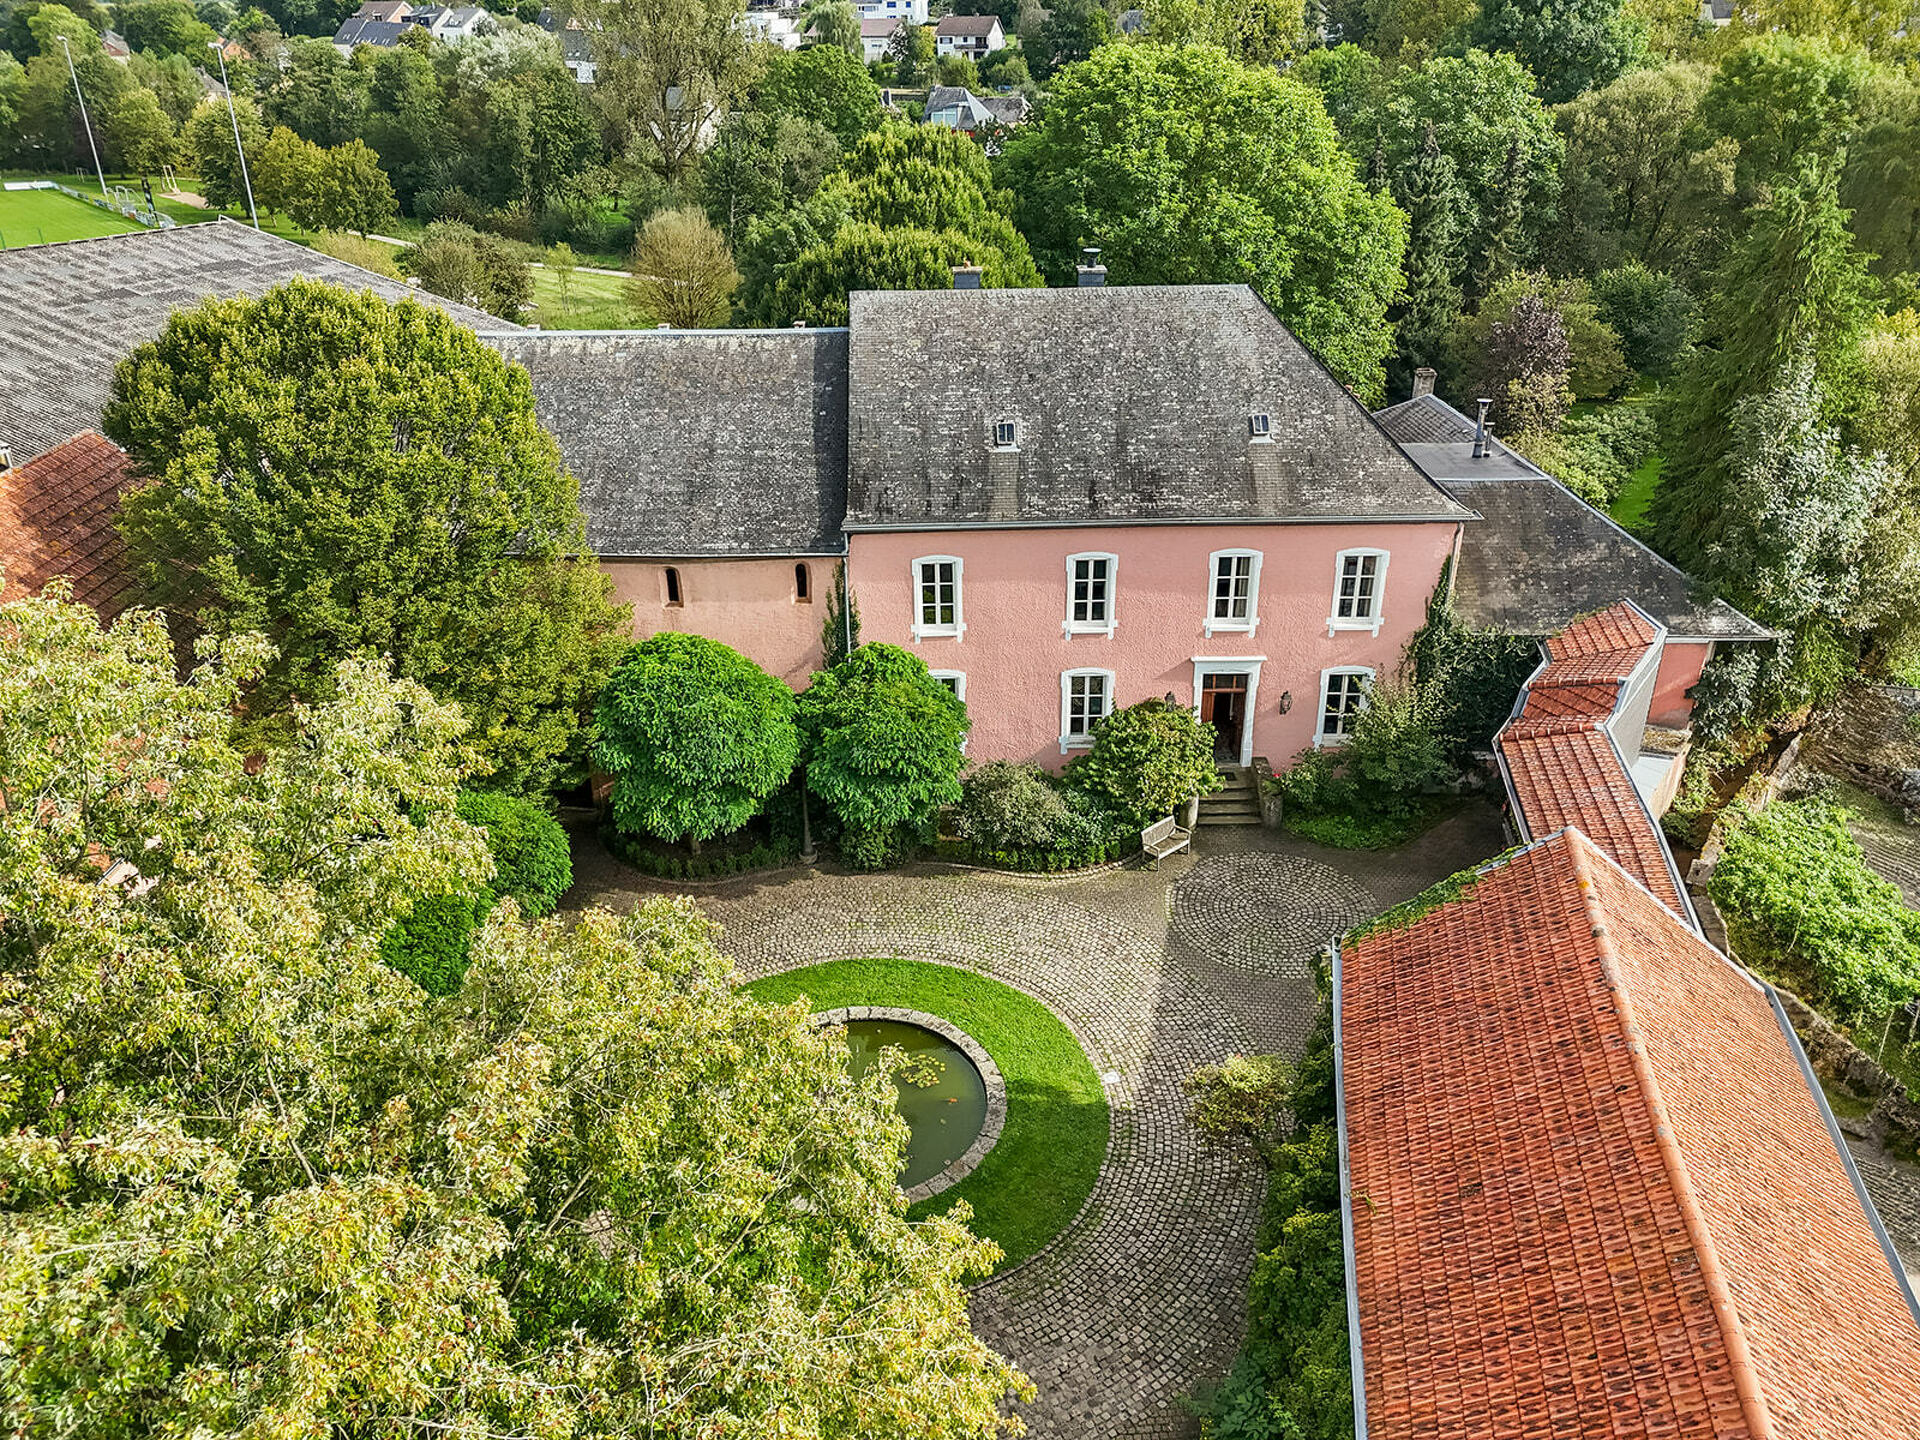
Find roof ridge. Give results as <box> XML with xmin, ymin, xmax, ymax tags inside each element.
<box><xmin>1564</xmin><ymin>831</ymin><xmax>1779</xmax><ymax>1440</ymax></box>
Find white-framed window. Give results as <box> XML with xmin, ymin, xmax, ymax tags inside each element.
<box><xmin>1205</xmin><ymin>549</ymin><xmax>1262</xmax><ymax>637</ymax></box>
<box><xmin>991</xmin><ymin>419</ymin><xmax>1017</xmax><ymax>449</ymax></box>
<box><xmin>1063</xmin><ymin>552</ymin><xmax>1118</xmax><ymax>636</ymax></box>
<box><xmin>1318</xmin><ymin>667</ymin><xmax>1373</xmax><ymax>746</ymax></box>
<box><xmin>1059</xmin><ymin>668</ymin><xmax>1113</xmax><ymax>753</ymax></box>
<box><xmin>928</xmin><ymin>669</ymin><xmax>966</xmax><ymax>702</ymax></box>
<box><xmin>1328</xmin><ymin>548</ymin><xmax>1388</xmax><ymax>636</ymax></box>
<box><xmin>911</xmin><ymin>555</ymin><xmax>965</xmax><ymax>641</ymax></box>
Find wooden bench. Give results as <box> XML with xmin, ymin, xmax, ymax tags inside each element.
<box><xmin>1140</xmin><ymin>815</ymin><xmax>1192</xmax><ymax>868</ymax></box>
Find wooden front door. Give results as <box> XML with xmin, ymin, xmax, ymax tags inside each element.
<box><xmin>1200</xmin><ymin>673</ymin><xmax>1249</xmax><ymax>763</ymax></box>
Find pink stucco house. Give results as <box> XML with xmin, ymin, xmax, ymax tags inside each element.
<box><xmin>484</xmin><ymin>282</ymin><xmax>1769</xmax><ymax>776</ymax></box>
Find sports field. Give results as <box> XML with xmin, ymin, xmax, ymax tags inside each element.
<box><xmin>0</xmin><ymin>187</ymin><xmax>147</xmax><ymax>248</ymax></box>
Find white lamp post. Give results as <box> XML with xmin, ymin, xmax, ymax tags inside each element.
<box><xmin>57</xmin><ymin>35</ymin><xmax>108</xmax><ymax>201</ymax></box>
<box><xmin>207</xmin><ymin>40</ymin><xmax>258</xmax><ymax>229</ymax></box>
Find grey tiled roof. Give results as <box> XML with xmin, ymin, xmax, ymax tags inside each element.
<box><xmin>482</xmin><ymin>329</ymin><xmax>850</xmax><ymax>557</ymax></box>
<box><xmin>1375</xmin><ymin>397</ymin><xmax>1770</xmax><ymax>640</ymax></box>
<box><xmin>845</xmin><ymin>285</ymin><xmax>1473</xmax><ymax>528</ymax></box>
<box><xmin>333</xmin><ymin>15</ymin><xmax>408</xmax><ymax>44</ymax></box>
<box><xmin>0</xmin><ymin>219</ymin><xmax>514</xmax><ymax>465</ymax></box>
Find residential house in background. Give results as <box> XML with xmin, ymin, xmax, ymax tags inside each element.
<box><xmin>743</xmin><ymin>7</ymin><xmax>805</xmax><ymax>48</ymax></box>
<box><xmin>100</xmin><ymin>28</ymin><xmax>131</xmax><ymax>59</ymax></box>
<box><xmin>406</xmin><ymin>5</ymin><xmax>497</xmax><ymax>40</ymax></box>
<box><xmin>332</xmin><ymin>11</ymin><xmax>411</xmax><ymax>50</ymax></box>
<box><xmin>854</xmin><ymin>0</ymin><xmax>928</xmax><ymax>23</ymax></box>
<box><xmin>860</xmin><ymin>16</ymin><xmax>903</xmax><ymax>61</ymax></box>
<box><xmin>924</xmin><ymin>85</ymin><xmax>1029</xmax><ymax>136</ymax></box>
<box><xmin>934</xmin><ymin>13</ymin><xmax>1004</xmax><ymax>57</ymax></box>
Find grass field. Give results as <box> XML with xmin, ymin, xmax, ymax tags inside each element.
<box><xmin>0</xmin><ymin>186</ymin><xmax>148</xmax><ymax>247</ymax></box>
<box><xmin>529</xmin><ymin>265</ymin><xmax>647</xmax><ymax>328</ymax></box>
<box><xmin>1609</xmin><ymin>452</ymin><xmax>1663</xmax><ymax>533</ymax></box>
<box><xmin>744</xmin><ymin>958</ymin><xmax>1109</xmax><ymax>1271</ymax></box>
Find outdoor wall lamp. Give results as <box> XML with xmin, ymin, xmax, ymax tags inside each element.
<box><xmin>1278</xmin><ymin>691</ymin><xmax>1292</xmax><ymax>714</ymax></box>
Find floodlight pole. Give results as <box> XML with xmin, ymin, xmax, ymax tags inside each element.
<box><xmin>58</xmin><ymin>36</ymin><xmax>109</xmax><ymax>201</ymax></box>
<box><xmin>209</xmin><ymin>41</ymin><xmax>258</xmax><ymax>229</ymax></box>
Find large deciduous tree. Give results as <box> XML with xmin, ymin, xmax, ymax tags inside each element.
<box><xmin>105</xmin><ymin>280</ymin><xmax>626</xmax><ymax>793</ymax></box>
<box><xmin>0</xmin><ymin>588</ymin><xmax>1028</xmax><ymax>1439</ymax></box>
<box><xmin>594</xmin><ymin>632</ymin><xmax>800</xmax><ymax>848</ymax></box>
<box><xmin>741</xmin><ymin>121</ymin><xmax>1041</xmax><ymax>326</ymax></box>
<box><xmin>1467</xmin><ymin>0</ymin><xmax>1641</xmax><ymax>105</ymax></box>
<box><xmin>628</xmin><ymin>205</ymin><xmax>741</xmax><ymax>326</ymax></box>
<box><xmin>997</xmin><ymin>43</ymin><xmax>1408</xmax><ymax>399</ymax></box>
<box><xmin>1363</xmin><ymin>48</ymin><xmax>1562</xmax><ymax>295</ymax></box>
<box><xmin>1697</xmin><ymin>33</ymin><xmax>1870</xmax><ymax>205</ymax></box>
<box><xmin>798</xmin><ymin>642</ymin><xmax>970</xmax><ymax>858</ymax></box>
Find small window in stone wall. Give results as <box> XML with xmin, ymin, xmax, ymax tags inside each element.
<box><xmin>796</xmin><ymin>562</ymin><xmax>811</xmax><ymax>602</ymax></box>
<box><xmin>665</xmin><ymin>567</ymin><xmax>683</xmax><ymax>606</ymax></box>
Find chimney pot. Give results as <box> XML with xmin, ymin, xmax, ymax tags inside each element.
<box><xmin>1412</xmin><ymin>367</ymin><xmax>1436</xmax><ymax>399</ymax></box>
<box><xmin>1076</xmin><ymin>245</ymin><xmax>1107</xmax><ymax>287</ymax></box>
<box><xmin>1472</xmin><ymin>398</ymin><xmax>1493</xmax><ymax>459</ymax></box>
<box><xmin>952</xmin><ymin>264</ymin><xmax>983</xmax><ymax>290</ymax></box>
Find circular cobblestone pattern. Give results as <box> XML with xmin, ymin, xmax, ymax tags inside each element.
<box><xmin>1170</xmin><ymin>853</ymin><xmax>1379</xmax><ymax>976</ymax></box>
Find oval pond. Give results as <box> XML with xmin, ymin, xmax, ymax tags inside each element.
<box><xmin>842</xmin><ymin>1019</ymin><xmax>989</xmax><ymax>1189</ymax></box>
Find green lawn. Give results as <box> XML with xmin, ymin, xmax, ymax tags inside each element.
<box><xmin>529</xmin><ymin>264</ymin><xmax>646</xmax><ymax>329</ymax></box>
<box><xmin>744</xmin><ymin>958</ymin><xmax>1109</xmax><ymax>1272</ymax></box>
<box><xmin>0</xmin><ymin>186</ymin><xmax>147</xmax><ymax>247</ymax></box>
<box><xmin>1610</xmin><ymin>452</ymin><xmax>1663</xmax><ymax>533</ymax></box>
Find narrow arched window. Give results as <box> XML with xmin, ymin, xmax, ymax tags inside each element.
<box><xmin>795</xmin><ymin>562</ymin><xmax>811</xmax><ymax>602</ymax></box>
<box><xmin>665</xmin><ymin>567</ymin><xmax>683</xmax><ymax>606</ymax></box>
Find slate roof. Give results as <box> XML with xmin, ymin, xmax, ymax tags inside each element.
<box><xmin>0</xmin><ymin>432</ymin><xmax>135</xmax><ymax>618</ymax></box>
<box><xmin>1375</xmin><ymin>393</ymin><xmax>1769</xmax><ymax>640</ymax></box>
<box><xmin>935</xmin><ymin>13</ymin><xmax>1000</xmax><ymax>34</ymax></box>
<box><xmin>846</xmin><ymin>286</ymin><xmax>1474</xmax><ymax>529</ymax></box>
<box><xmin>482</xmin><ymin>329</ymin><xmax>850</xmax><ymax>557</ymax></box>
<box><xmin>1340</xmin><ymin>827</ymin><xmax>1920</xmax><ymax>1439</ymax></box>
<box><xmin>333</xmin><ymin>15</ymin><xmax>409</xmax><ymax>44</ymax></box>
<box><xmin>1495</xmin><ymin>601</ymin><xmax>1690</xmax><ymax>918</ymax></box>
<box><xmin>0</xmin><ymin>219</ymin><xmax>514</xmax><ymax>466</ymax></box>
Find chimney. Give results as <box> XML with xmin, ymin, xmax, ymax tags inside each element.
<box><xmin>0</xmin><ymin>445</ymin><xmax>12</xmax><ymax>476</ymax></box>
<box><xmin>952</xmin><ymin>264</ymin><xmax>983</xmax><ymax>290</ymax></box>
<box><xmin>1472</xmin><ymin>398</ymin><xmax>1493</xmax><ymax>459</ymax></box>
<box><xmin>1412</xmin><ymin>367</ymin><xmax>1436</xmax><ymax>399</ymax></box>
<box><xmin>1075</xmin><ymin>246</ymin><xmax>1107</xmax><ymax>288</ymax></box>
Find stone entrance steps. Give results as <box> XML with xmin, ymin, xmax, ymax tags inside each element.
<box><xmin>1200</xmin><ymin>766</ymin><xmax>1263</xmax><ymax>827</ymax></box>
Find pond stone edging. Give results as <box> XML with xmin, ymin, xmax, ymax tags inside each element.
<box><xmin>813</xmin><ymin>1006</ymin><xmax>1008</xmax><ymax>1202</ymax></box>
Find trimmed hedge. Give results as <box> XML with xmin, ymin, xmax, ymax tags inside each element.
<box><xmin>931</xmin><ymin>835</ymin><xmax>1135</xmax><ymax>872</ymax></box>
<box><xmin>457</xmin><ymin>789</ymin><xmax>572</xmax><ymax>915</ymax></box>
<box><xmin>601</xmin><ymin>825</ymin><xmax>799</xmax><ymax>880</ymax></box>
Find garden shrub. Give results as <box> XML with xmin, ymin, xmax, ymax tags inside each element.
<box><xmin>1403</xmin><ymin>559</ymin><xmax>1540</xmax><ymax>763</ymax></box>
<box><xmin>1276</xmin><ymin>680</ymin><xmax>1450</xmax><ymax>848</ymax></box>
<box><xmin>378</xmin><ymin>890</ymin><xmax>489</xmax><ymax>996</ymax></box>
<box><xmin>1509</xmin><ymin>404</ymin><xmax>1658</xmax><ymax>507</ymax></box>
<box><xmin>958</xmin><ymin>761</ymin><xmax>1075</xmax><ymax>851</ymax></box>
<box><xmin>1199</xmin><ymin>1002</ymin><xmax>1352</xmax><ymax>1440</ymax></box>
<box><xmin>457</xmin><ymin>789</ymin><xmax>572</xmax><ymax>916</ymax></box>
<box><xmin>1708</xmin><ymin>797</ymin><xmax>1920</xmax><ymax>1020</ymax></box>
<box><xmin>800</xmin><ymin>642</ymin><xmax>969</xmax><ymax>857</ymax></box>
<box><xmin>595</xmin><ymin>632</ymin><xmax>800</xmax><ymax>850</ymax></box>
<box><xmin>1067</xmin><ymin>698</ymin><xmax>1218</xmax><ymax>828</ymax></box>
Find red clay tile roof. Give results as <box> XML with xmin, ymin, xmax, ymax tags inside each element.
<box><xmin>1497</xmin><ymin>600</ymin><xmax>1688</xmax><ymax>915</ymax></box>
<box><xmin>1340</xmin><ymin>829</ymin><xmax>1920</xmax><ymax>1440</ymax></box>
<box><xmin>0</xmin><ymin>432</ymin><xmax>135</xmax><ymax>619</ymax></box>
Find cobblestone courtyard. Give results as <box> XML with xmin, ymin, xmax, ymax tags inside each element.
<box><xmin>567</xmin><ymin>807</ymin><xmax>1506</xmax><ymax>1438</ymax></box>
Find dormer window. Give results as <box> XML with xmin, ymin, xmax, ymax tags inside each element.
<box><xmin>1248</xmin><ymin>412</ymin><xmax>1271</xmax><ymax>439</ymax></box>
<box><xmin>992</xmin><ymin>420</ymin><xmax>1017</xmax><ymax>449</ymax></box>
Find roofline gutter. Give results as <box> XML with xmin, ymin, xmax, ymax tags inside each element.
<box><xmin>840</xmin><ymin>511</ymin><xmax>1480</xmax><ymax>533</ymax></box>
<box><xmin>1330</xmin><ymin>937</ymin><xmax>1369</xmax><ymax>1440</ymax></box>
<box><xmin>590</xmin><ymin>549</ymin><xmax>848</xmax><ymax>561</ymax></box>
<box><xmin>1764</xmin><ymin>984</ymin><xmax>1920</xmax><ymax>1334</ymax></box>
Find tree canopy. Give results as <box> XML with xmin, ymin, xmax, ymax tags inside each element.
<box><xmin>594</xmin><ymin>632</ymin><xmax>801</xmax><ymax>846</ymax></box>
<box><xmin>105</xmin><ymin>280</ymin><xmax>627</xmax><ymax>794</ymax></box>
<box><xmin>998</xmin><ymin>43</ymin><xmax>1409</xmax><ymax>399</ymax></box>
<box><xmin>0</xmin><ymin>586</ymin><xmax>1028</xmax><ymax>1438</ymax></box>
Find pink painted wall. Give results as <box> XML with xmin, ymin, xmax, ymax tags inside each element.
<box><xmin>603</xmin><ymin>557</ymin><xmax>827</xmax><ymax>688</ymax></box>
<box><xmin>1651</xmin><ymin>640</ymin><xmax>1713</xmax><ymax>729</ymax></box>
<box><xmin>847</xmin><ymin>522</ymin><xmax>1460</xmax><ymax>769</ymax></box>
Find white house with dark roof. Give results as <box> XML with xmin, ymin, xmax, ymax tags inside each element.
<box><xmin>934</xmin><ymin>12</ymin><xmax>1004</xmax><ymax>56</ymax></box>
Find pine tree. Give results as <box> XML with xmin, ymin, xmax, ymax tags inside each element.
<box><xmin>1650</xmin><ymin>158</ymin><xmax>1876</xmax><ymax>569</ymax></box>
<box><xmin>1392</xmin><ymin>120</ymin><xmax>1466</xmax><ymax>382</ymax></box>
<box><xmin>1472</xmin><ymin>136</ymin><xmax>1526</xmax><ymax>300</ymax></box>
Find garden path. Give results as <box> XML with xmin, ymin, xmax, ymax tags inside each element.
<box><xmin>566</xmin><ymin>806</ymin><xmax>1505</xmax><ymax>1438</ymax></box>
